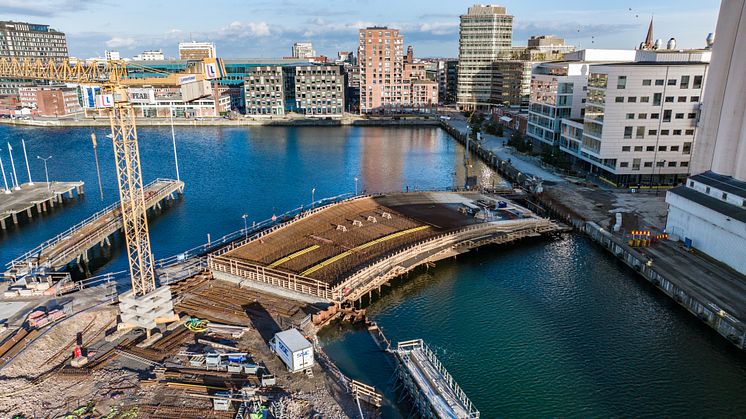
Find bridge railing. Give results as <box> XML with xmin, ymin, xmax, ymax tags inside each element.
<box><xmin>5</xmin><ymin>178</ymin><xmax>181</xmax><ymax>272</ymax></box>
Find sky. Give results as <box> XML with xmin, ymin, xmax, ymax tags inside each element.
<box><xmin>0</xmin><ymin>0</ymin><xmax>722</xmax><ymax>59</ymax></box>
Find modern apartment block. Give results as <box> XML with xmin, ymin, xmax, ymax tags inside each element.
<box><xmin>457</xmin><ymin>5</ymin><xmax>513</xmax><ymax>111</ymax></box>
<box><xmin>18</xmin><ymin>85</ymin><xmax>82</xmax><ymax>117</ymax></box>
<box><xmin>178</xmin><ymin>41</ymin><xmax>216</xmax><ymax>60</ymax></box>
<box><xmin>358</xmin><ymin>27</ymin><xmax>438</xmax><ymax>113</ymax></box>
<box><xmin>244</xmin><ymin>66</ymin><xmax>285</xmax><ymax>116</ymax></box>
<box><xmin>560</xmin><ymin>52</ymin><xmax>710</xmax><ymax>186</ymax></box>
<box><xmin>293</xmin><ymin>65</ymin><xmax>345</xmax><ymax>115</ymax></box>
<box><xmin>133</xmin><ymin>50</ymin><xmax>165</xmax><ymax>61</ymax></box>
<box><xmin>292</xmin><ymin>42</ymin><xmax>316</xmax><ymax>59</ymax></box>
<box><xmin>0</xmin><ymin>21</ymin><xmax>68</xmax><ymax>61</ymax></box>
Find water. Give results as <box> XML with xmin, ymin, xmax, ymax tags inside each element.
<box><xmin>2</xmin><ymin>125</ymin><xmax>745</xmax><ymax>417</ymax></box>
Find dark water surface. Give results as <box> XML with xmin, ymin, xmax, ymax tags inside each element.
<box><xmin>1</xmin><ymin>125</ymin><xmax>744</xmax><ymax>417</ymax></box>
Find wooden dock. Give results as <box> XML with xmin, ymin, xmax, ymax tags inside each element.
<box><xmin>4</xmin><ymin>178</ymin><xmax>184</xmax><ymax>278</ymax></box>
<box><xmin>0</xmin><ymin>181</ymin><xmax>84</xmax><ymax>230</ymax></box>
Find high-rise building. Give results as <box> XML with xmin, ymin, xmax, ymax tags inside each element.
<box><xmin>178</xmin><ymin>41</ymin><xmax>216</xmax><ymax>60</ymax></box>
<box><xmin>292</xmin><ymin>42</ymin><xmax>316</xmax><ymax>59</ymax></box>
<box><xmin>358</xmin><ymin>27</ymin><xmax>437</xmax><ymax>113</ymax></box>
<box><xmin>665</xmin><ymin>0</ymin><xmax>746</xmax><ymax>275</ymax></box>
<box><xmin>457</xmin><ymin>5</ymin><xmax>514</xmax><ymax>111</ymax></box>
<box><xmin>0</xmin><ymin>21</ymin><xmax>68</xmax><ymax>61</ymax></box>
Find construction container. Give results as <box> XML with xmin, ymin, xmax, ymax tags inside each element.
<box><xmin>213</xmin><ymin>391</ymin><xmax>231</xmax><ymax>411</ymax></box>
<box><xmin>269</xmin><ymin>329</ymin><xmax>314</xmax><ymax>373</ymax></box>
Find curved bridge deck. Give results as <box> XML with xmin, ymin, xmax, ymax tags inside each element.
<box><xmin>209</xmin><ymin>192</ymin><xmax>564</xmax><ymax>303</ymax></box>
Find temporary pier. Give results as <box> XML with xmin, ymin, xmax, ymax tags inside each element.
<box><xmin>0</xmin><ymin>181</ymin><xmax>84</xmax><ymax>230</ymax></box>
<box><xmin>209</xmin><ymin>191</ymin><xmax>563</xmax><ymax>304</ymax></box>
<box><xmin>4</xmin><ymin>178</ymin><xmax>184</xmax><ymax>278</ymax></box>
<box><xmin>394</xmin><ymin>339</ymin><xmax>479</xmax><ymax>419</ymax></box>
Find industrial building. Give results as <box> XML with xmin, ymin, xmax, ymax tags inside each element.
<box><xmin>666</xmin><ymin>0</ymin><xmax>746</xmax><ymax>276</ymax></box>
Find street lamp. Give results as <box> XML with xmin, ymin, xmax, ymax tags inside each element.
<box><xmin>241</xmin><ymin>213</ymin><xmax>249</xmax><ymax>238</ymax></box>
<box><xmin>36</xmin><ymin>155</ymin><xmax>52</xmax><ymax>190</ymax></box>
<box><xmin>656</xmin><ymin>160</ymin><xmax>666</xmax><ymax>196</ymax></box>
<box><xmin>311</xmin><ymin>187</ymin><xmax>316</xmax><ymax>209</ymax></box>
<box><xmin>354</xmin><ymin>177</ymin><xmax>359</xmax><ymax>195</ymax></box>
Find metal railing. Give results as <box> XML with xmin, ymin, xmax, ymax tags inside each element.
<box><xmin>5</xmin><ymin>178</ymin><xmax>182</xmax><ymax>272</ymax></box>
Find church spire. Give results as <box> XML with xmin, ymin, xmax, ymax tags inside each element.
<box><xmin>645</xmin><ymin>16</ymin><xmax>654</xmax><ymax>49</ymax></box>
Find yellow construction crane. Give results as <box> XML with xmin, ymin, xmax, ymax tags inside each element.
<box><xmin>0</xmin><ymin>57</ymin><xmax>208</xmax><ymax>298</ymax></box>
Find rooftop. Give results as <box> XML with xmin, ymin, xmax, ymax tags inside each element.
<box><xmin>274</xmin><ymin>328</ymin><xmax>312</xmax><ymax>352</ymax></box>
<box><xmin>669</xmin><ymin>186</ymin><xmax>746</xmax><ymax>224</ymax></box>
<box><xmin>690</xmin><ymin>171</ymin><xmax>746</xmax><ymax>198</ymax></box>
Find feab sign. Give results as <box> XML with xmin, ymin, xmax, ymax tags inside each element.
<box><xmin>127</xmin><ymin>88</ymin><xmax>156</xmax><ymax>104</ymax></box>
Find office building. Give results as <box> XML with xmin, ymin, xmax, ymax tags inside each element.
<box><xmin>665</xmin><ymin>0</ymin><xmax>746</xmax><ymax>275</ymax></box>
<box><xmin>435</xmin><ymin>59</ymin><xmax>458</xmax><ymax>105</ymax></box>
<box><xmin>132</xmin><ymin>50</ymin><xmax>165</xmax><ymax>61</ymax></box>
<box><xmin>178</xmin><ymin>41</ymin><xmax>216</xmax><ymax>60</ymax></box>
<box><xmin>0</xmin><ymin>21</ymin><xmax>68</xmax><ymax>61</ymax></box>
<box><xmin>18</xmin><ymin>85</ymin><xmax>82</xmax><ymax>117</ymax></box>
<box><xmin>457</xmin><ymin>5</ymin><xmax>513</xmax><ymax>111</ymax></box>
<box><xmin>292</xmin><ymin>42</ymin><xmax>316</xmax><ymax>59</ymax></box>
<box><xmin>244</xmin><ymin>66</ymin><xmax>286</xmax><ymax>116</ymax></box>
<box><xmin>292</xmin><ymin>65</ymin><xmax>344</xmax><ymax>116</ymax></box>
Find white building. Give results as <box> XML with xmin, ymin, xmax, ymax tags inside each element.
<box><xmin>104</xmin><ymin>50</ymin><xmax>120</xmax><ymax>61</ymax></box>
<box><xmin>178</xmin><ymin>41</ymin><xmax>216</xmax><ymax>60</ymax></box>
<box><xmin>665</xmin><ymin>0</ymin><xmax>746</xmax><ymax>276</ymax></box>
<box><xmin>132</xmin><ymin>50</ymin><xmax>164</xmax><ymax>61</ymax></box>
<box><xmin>291</xmin><ymin>42</ymin><xmax>316</xmax><ymax>59</ymax></box>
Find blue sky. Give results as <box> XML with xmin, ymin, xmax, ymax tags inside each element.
<box><xmin>0</xmin><ymin>0</ymin><xmax>722</xmax><ymax>59</ymax></box>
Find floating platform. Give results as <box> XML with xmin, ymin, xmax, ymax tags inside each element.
<box><xmin>0</xmin><ymin>181</ymin><xmax>84</xmax><ymax>230</ymax></box>
<box><xmin>209</xmin><ymin>191</ymin><xmax>563</xmax><ymax>303</ymax></box>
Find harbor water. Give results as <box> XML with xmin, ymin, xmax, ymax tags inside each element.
<box><xmin>1</xmin><ymin>125</ymin><xmax>745</xmax><ymax>417</ymax></box>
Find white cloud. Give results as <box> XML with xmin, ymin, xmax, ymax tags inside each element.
<box><xmin>105</xmin><ymin>37</ymin><xmax>136</xmax><ymax>48</ymax></box>
<box><xmin>217</xmin><ymin>21</ymin><xmax>273</xmax><ymax>38</ymax></box>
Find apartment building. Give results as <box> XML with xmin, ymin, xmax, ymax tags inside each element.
<box><xmin>178</xmin><ymin>41</ymin><xmax>216</xmax><ymax>60</ymax></box>
<box><xmin>244</xmin><ymin>66</ymin><xmax>285</xmax><ymax>116</ymax></box>
<box><xmin>0</xmin><ymin>21</ymin><xmax>68</xmax><ymax>61</ymax></box>
<box><xmin>292</xmin><ymin>42</ymin><xmax>316</xmax><ymax>59</ymax></box>
<box><xmin>437</xmin><ymin>59</ymin><xmax>458</xmax><ymax>105</ymax></box>
<box><xmin>18</xmin><ymin>85</ymin><xmax>82</xmax><ymax>117</ymax></box>
<box><xmin>457</xmin><ymin>5</ymin><xmax>513</xmax><ymax>111</ymax></box>
<box><xmin>574</xmin><ymin>54</ymin><xmax>709</xmax><ymax>186</ymax></box>
<box><xmin>293</xmin><ymin>65</ymin><xmax>344</xmax><ymax>116</ymax></box>
<box><xmin>133</xmin><ymin>50</ymin><xmax>164</xmax><ymax>61</ymax></box>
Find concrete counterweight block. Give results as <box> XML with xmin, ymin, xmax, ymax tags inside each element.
<box><xmin>118</xmin><ymin>285</ymin><xmax>176</xmax><ymax>331</ymax></box>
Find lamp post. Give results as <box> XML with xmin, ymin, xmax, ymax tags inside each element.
<box><xmin>656</xmin><ymin>160</ymin><xmax>666</xmax><ymax>196</ymax></box>
<box><xmin>311</xmin><ymin>187</ymin><xmax>316</xmax><ymax>209</ymax></box>
<box><xmin>242</xmin><ymin>213</ymin><xmax>248</xmax><ymax>238</ymax></box>
<box><xmin>36</xmin><ymin>155</ymin><xmax>52</xmax><ymax>190</ymax></box>
<box><xmin>354</xmin><ymin>177</ymin><xmax>359</xmax><ymax>195</ymax></box>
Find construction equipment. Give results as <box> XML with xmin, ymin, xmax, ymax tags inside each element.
<box><xmin>0</xmin><ymin>57</ymin><xmax>219</xmax><ymax>330</ymax></box>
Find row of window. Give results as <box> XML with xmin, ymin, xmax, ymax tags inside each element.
<box><xmin>617</xmin><ymin>75</ymin><xmax>703</xmax><ymax>90</ymax></box>
<box><xmin>621</xmin><ymin>143</ymin><xmax>692</xmax><ymax>153</ymax></box>
<box><xmin>619</xmin><ymin>160</ymin><xmax>689</xmax><ymax>169</ymax></box>
<box><xmin>614</xmin><ymin>95</ymin><xmax>700</xmax><ymax>104</ymax></box>
<box><xmin>625</xmin><ymin>112</ymin><xmax>697</xmax><ymax>120</ymax></box>
<box><xmin>623</xmin><ymin>126</ymin><xmax>695</xmax><ymax>138</ymax></box>
<box><xmin>691</xmin><ymin>182</ymin><xmax>746</xmax><ymax>206</ymax></box>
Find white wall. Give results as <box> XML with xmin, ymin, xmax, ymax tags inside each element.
<box><xmin>666</xmin><ymin>192</ymin><xmax>746</xmax><ymax>275</ymax></box>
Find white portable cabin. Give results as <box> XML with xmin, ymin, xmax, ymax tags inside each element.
<box><xmin>270</xmin><ymin>328</ymin><xmax>314</xmax><ymax>373</ymax></box>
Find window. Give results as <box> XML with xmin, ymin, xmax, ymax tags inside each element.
<box><xmin>646</xmin><ymin>146</ymin><xmax>655</xmax><ymax>152</ymax></box>
<box><xmin>688</xmin><ymin>112</ymin><xmax>697</xmax><ymax>119</ymax></box>
<box><xmin>680</xmin><ymin>161</ymin><xmax>689</xmax><ymax>167</ymax></box>
<box><xmin>644</xmin><ymin>162</ymin><xmax>653</xmax><ymax>167</ymax></box>
<box><xmin>671</xmin><ymin>145</ymin><xmax>680</xmax><ymax>151</ymax></box>
<box><xmin>636</xmin><ymin>126</ymin><xmax>645</xmax><ymax>139</ymax></box>
<box><xmin>633</xmin><ymin>158</ymin><xmax>641</xmax><ymax>170</ymax></box>
<box><xmin>678</xmin><ymin>96</ymin><xmax>687</xmax><ymax>102</ymax></box>
<box><xmin>693</xmin><ymin>75</ymin><xmax>703</xmax><ymax>89</ymax></box>
<box><xmin>648</xmin><ymin>129</ymin><xmax>658</xmax><ymax>136</ymax></box>
<box><xmin>689</xmin><ymin>181</ymin><xmax>694</xmax><ymax>187</ymax></box>
<box><xmin>620</xmin><ymin>162</ymin><xmax>629</xmax><ymax>167</ymax></box>
<box><xmin>665</xmin><ymin>96</ymin><xmax>674</xmax><ymax>103</ymax></box>
<box><xmin>683</xmin><ymin>142</ymin><xmax>692</xmax><ymax>154</ymax></box>
<box><xmin>653</xmin><ymin>93</ymin><xmax>662</xmax><ymax>105</ymax></box>
<box><xmin>617</xmin><ymin>76</ymin><xmax>627</xmax><ymax>89</ymax></box>
<box><xmin>642</xmin><ymin>79</ymin><xmax>652</xmax><ymax>86</ymax></box>
<box><xmin>624</xmin><ymin>126</ymin><xmax>633</xmax><ymax>139</ymax></box>
<box><xmin>622</xmin><ymin>146</ymin><xmax>631</xmax><ymax>152</ymax></box>
<box><xmin>722</xmin><ymin>192</ymin><xmax>728</xmax><ymax>200</ymax></box>
<box><xmin>659</xmin><ymin>146</ymin><xmax>667</xmax><ymax>151</ymax></box>
<box><xmin>638</xmin><ymin>113</ymin><xmax>647</xmax><ymax>119</ymax></box>
<box><xmin>656</xmin><ymin>161</ymin><xmax>665</xmax><ymax>167</ymax></box>
<box><xmin>691</xmin><ymin>96</ymin><xmax>699</xmax><ymax>102</ymax></box>
<box><xmin>651</xmin><ymin>113</ymin><xmax>660</xmax><ymax>119</ymax></box>
<box><xmin>680</xmin><ymin>75</ymin><xmax>690</xmax><ymax>88</ymax></box>
<box><xmin>626</xmin><ymin>113</ymin><xmax>635</xmax><ymax>119</ymax></box>
<box><xmin>663</xmin><ymin>110</ymin><xmax>672</xmax><ymax>122</ymax></box>
<box><xmin>668</xmin><ymin>161</ymin><xmax>677</xmax><ymax>167</ymax></box>
<box><xmin>655</xmin><ymin>79</ymin><xmax>664</xmax><ymax>86</ymax></box>
<box><xmin>640</xmin><ymin>96</ymin><xmax>650</xmax><ymax>103</ymax></box>
<box><xmin>661</xmin><ymin>129</ymin><xmax>670</xmax><ymax>135</ymax></box>
<box><xmin>615</xmin><ymin>96</ymin><xmax>624</xmax><ymax>103</ymax></box>
<box><xmin>673</xmin><ymin>129</ymin><xmax>682</xmax><ymax>135</ymax></box>
<box><xmin>668</xmin><ymin>79</ymin><xmax>677</xmax><ymax>86</ymax></box>
<box><xmin>676</xmin><ymin>113</ymin><xmax>685</xmax><ymax>119</ymax></box>
<box><xmin>634</xmin><ymin>146</ymin><xmax>643</xmax><ymax>152</ymax></box>
<box><xmin>685</xmin><ymin>129</ymin><xmax>694</xmax><ymax>135</ymax></box>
